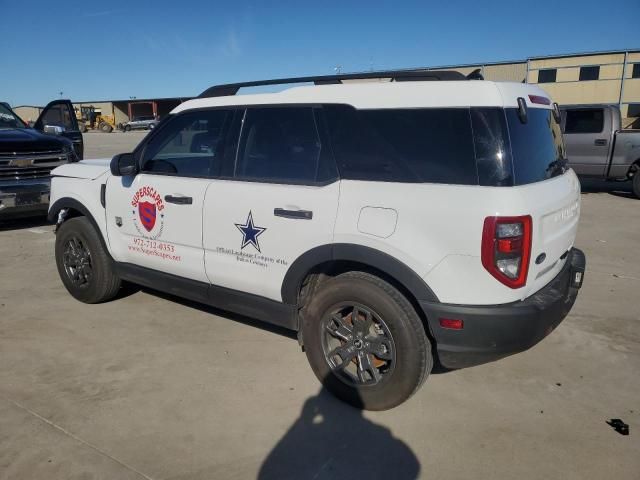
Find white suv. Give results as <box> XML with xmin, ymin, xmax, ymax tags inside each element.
<box><xmin>49</xmin><ymin>70</ymin><xmax>586</xmax><ymax>410</ymax></box>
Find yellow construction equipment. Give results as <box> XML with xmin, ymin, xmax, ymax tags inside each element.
<box><xmin>75</xmin><ymin>106</ymin><xmax>116</xmax><ymax>133</ymax></box>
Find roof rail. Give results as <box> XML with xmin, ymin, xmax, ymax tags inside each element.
<box><xmin>198</xmin><ymin>69</ymin><xmax>467</xmax><ymax>98</ymax></box>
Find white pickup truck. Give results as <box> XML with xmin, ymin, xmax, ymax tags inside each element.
<box><xmin>560</xmin><ymin>104</ymin><xmax>640</xmax><ymax>197</ymax></box>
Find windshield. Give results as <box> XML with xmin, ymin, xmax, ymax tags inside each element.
<box><xmin>0</xmin><ymin>103</ymin><xmax>27</xmax><ymax>129</ymax></box>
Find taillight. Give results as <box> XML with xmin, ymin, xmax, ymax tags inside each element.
<box><xmin>481</xmin><ymin>215</ymin><xmax>532</xmax><ymax>289</ymax></box>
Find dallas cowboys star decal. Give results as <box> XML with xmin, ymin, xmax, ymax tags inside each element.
<box><xmin>235</xmin><ymin>211</ymin><xmax>267</xmax><ymax>252</ymax></box>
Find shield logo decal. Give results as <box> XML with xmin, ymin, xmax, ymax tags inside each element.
<box><xmin>138</xmin><ymin>201</ymin><xmax>156</xmax><ymax>232</ymax></box>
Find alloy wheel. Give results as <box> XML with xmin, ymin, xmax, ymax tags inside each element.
<box><xmin>321</xmin><ymin>303</ymin><xmax>396</xmax><ymax>386</ymax></box>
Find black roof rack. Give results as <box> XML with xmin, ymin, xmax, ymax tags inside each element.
<box><xmin>199</xmin><ymin>69</ymin><xmax>468</xmax><ymax>98</ymax></box>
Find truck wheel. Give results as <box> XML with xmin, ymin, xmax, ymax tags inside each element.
<box><xmin>632</xmin><ymin>171</ymin><xmax>640</xmax><ymax>199</ymax></box>
<box><xmin>55</xmin><ymin>217</ymin><xmax>121</xmax><ymax>304</ymax></box>
<box><xmin>100</xmin><ymin>122</ymin><xmax>113</xmax><ymax>133</ymax></box>
<box><xmin>301</xmin><ymin>271</ymin><xmax>432</xmax><ymax>410</ymax></box>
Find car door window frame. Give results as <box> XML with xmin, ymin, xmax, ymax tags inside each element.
<box><xmin>136</xmin><ymin>107</ymin><xmax>234</xmax><ymax>179</ymax></box>
<box><xmin>216</xmin><ymin>104</ymin><xmax>339</xmax><ymax>187</ymax></box>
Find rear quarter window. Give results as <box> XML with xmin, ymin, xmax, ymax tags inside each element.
<box><xmin>324</xmin><ymin>105</ymin><xmax>477</xmax><ymax>185</ymax></box>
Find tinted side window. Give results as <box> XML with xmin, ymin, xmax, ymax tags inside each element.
<box><xmin>325</xmin><ymin>105</ymin><xmax>477</xmax><ymax>185</ymax></box>
<box><xmin>564</xmin><ymin>109</ymin><xmax>604</xmax><ymax>134</ymax></box>
<box><xmin>235</xmin><ymin>107</ymin><xmax>334</xmax><ymax>184</ymax></box>
<box><xmin>538</xmin><ymin>69</ymin><xmax>557</xmax><ymax>83</ymax></box>
<box><xmin>141</xmin><ymin>109</ymin><xmax>230</xmax><ymax>177</ymax></box>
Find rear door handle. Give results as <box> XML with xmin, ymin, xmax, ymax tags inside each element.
<box><xmin>594</xmin><ymin>138</ymin><xmax>608</xmax><ymax>146</ymax></box>
<box><xmin>274</xmin><ymin>208</ymin><xmax>313</xmax><ymax>220</ymax></box>
<box><xmin>165</xmin><ymin>194</ymin><xmax>193</xmax><ymax>205</ymax></box>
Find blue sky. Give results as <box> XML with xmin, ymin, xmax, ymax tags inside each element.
<box><xmin>1</xmin><ymin>0</ymin><xmax>638</xmax><ymax>106</ymax></box>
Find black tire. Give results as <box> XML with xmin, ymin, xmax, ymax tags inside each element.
<box><xmin>302</xmin><ymin>271</ymin><xmax>432</xmax><ymax>410</ymax></box>
<box><xmin>100</xmin><ymin>122</ymin><xmax>113</xmax><ymax>133</ymax></box>
<box><xmin>55</xmin><ymin>217</ymin><xmax>121</xmax><ymax>304</ymax></box>
<box><xmin>124</xmin><ymin>125</ymin><xmax>131</xmax><ymax>132</ymax></box>
<box><xmin>632</xmin><ymin>170</ymin><xmax>640</xmax><ymax>199</ymax></box>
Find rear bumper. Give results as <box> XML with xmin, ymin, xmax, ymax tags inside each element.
<box><xmin>421</xmin><ymin>248</ymin><xmax>586</xmax><ymax>369</ymax></box>
<box><xmin>0</xmin><ymin>179</ymin><xmax>51</xmax><ymax>217</ymax></box>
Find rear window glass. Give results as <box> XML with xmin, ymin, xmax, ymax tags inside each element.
<box><xmin>325</xmin><ymin>106</ymin><xmax>477</xmax><ymax>185</ymax></box>
<box><xmin>505</xmin><ymin>108</ymin><xmax>566</xmax><ymax>185</ymax></box>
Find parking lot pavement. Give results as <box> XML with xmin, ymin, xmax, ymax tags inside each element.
<box><xmin>1</xmin><ymin>179</ymin><xmax>639</xmax><ymax>479</ymax></box>
<box><xmin>83</xmin><ymin>130</ymin><xmax>149</xmax><ymax>159</ymax></box>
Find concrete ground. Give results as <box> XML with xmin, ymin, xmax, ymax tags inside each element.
<box><xmin>0</xmin><ymin>133</ymin><xmax>638</xmax><ymax>479</ymax></box>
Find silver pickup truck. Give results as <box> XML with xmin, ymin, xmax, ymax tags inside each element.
<box><xmin>560</xmin><ymin>104</ymin><xmax>640</xmax><ymax>198</ymax></box>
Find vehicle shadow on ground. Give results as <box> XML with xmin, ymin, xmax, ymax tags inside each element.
<box><xmin>258</xmin><ymin>387</ymin><xmax>420</xmax><ymax>480</ymax></box>
<box><xmin>579</xmin><ymin>178</ymin><xmax>636</xmax><ymax>200</ymax></box>
<box><xmin>0</xmin><ymin>215</ymin><xmax>51</xmax><ymax>232</ymax></box>
<box><xmin>137</xmin><ymin>287</ymin><xmax>298</xmax><ymax>340</ymax></box>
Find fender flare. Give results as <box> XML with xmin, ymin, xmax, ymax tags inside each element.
<box><xmin>48</xmin><ymin>197</ymin><xmax>111</xmax><ymax>256</ymax></box>
<box><xmin>281</xmin><ymin>243</ymin><xmax>440</xmax><ymax>305</ymax></box>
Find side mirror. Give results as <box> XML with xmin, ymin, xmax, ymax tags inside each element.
<box><xmin>110</xmin><ymin>153</ymin><xmax>138</xmax><ymax>176</ymax></box>
<box><xmin>44</xmin><ymin>125</ymin><xmax>65</xmax><ymax>135</ymax></box>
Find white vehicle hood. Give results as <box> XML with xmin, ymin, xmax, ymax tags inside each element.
<box><xmin>52</xmin><ymin>158</ymin><xmax>111</xmax><ymax>180</ymax></box>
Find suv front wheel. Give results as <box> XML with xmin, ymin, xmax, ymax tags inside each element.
<box><xmin>302</xmin><ymin>272</ymin><xmax>432</xmax><ymax>410</ymax></box>
<box><xmin>55</xmin><ymin>217</ymin><xmax>121</xmax><ymax>304</ymax></box>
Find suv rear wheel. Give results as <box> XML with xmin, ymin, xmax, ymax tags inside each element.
<box><xmin>302</xmin><ymin>272</ymin><xmax>432</xmax><ymax>410</ymax></box>
<box><xmin>55</xmin><ymin>217</ymin><xmax>121</xmax><ymax>303</ymax></box>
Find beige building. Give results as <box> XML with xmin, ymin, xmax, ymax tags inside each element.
<box><xmin>429</xmin><ymin>49</ymin><xmax>640</xmax><ymax>128</ymax></box>
<box><xmin>526</xmin><ymin>50</ymin><xmax>639</xmax><ymax>127</ymax></box>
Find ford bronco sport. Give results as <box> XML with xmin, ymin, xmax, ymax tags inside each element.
<box><xmin>48</xmin><ymin>70</ymin><xmax>586</xmax><ymax>410</ymax></box>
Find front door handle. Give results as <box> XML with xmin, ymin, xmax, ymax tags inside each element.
<box><xmin>165</xmin><ymin>194</ymin><xmax>192</xmax><ymax>205</ymax></box>
<box><xmin>594</xmin><ymin>138</ymin><xmax>608</xmax><ymax>146</ymax></box>
<box><xmin>274</xmin><ymin>208</ymin><xmax>313</xmax><ymax>220</ymax></box>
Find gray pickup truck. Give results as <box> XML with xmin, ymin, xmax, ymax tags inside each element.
<box><xmin>560</xmin><ymin>104</ymin><xmax>640</xmax><ymax>198</ymax></box>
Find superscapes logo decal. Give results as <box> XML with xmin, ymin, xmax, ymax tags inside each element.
<box><xmin>131</xmin><ymin>186</ymin><xmax>165</xmax><ymax>239</ymax></box>
<box><xmin>235</xmin><ymin>211</ymin><xmax>266</xmax><ymax>252</ymax></box>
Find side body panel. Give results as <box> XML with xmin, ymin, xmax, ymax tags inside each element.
<box><xmin>608</xmin><ymin>130</ymin><xmax>640</xmax><ymax>178</ymax></box>
<box><xmin>48</xmin><ymin>174</ymin><xmax>109</xmax><ymax>243</ymax></box>
<box><xmin>104</xmin><ymin>174</ymin><xmax>209</xmax><ymax>282</ymax></box>
<box><xmin>203</xmin><ymin>180</ymin><xmax>340</xmax><ymax>301</ymax></box>
<box><xmin>333</xmin><ymin>171</ymin><xmax>581</xmax><ymax>305</ymax></box>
